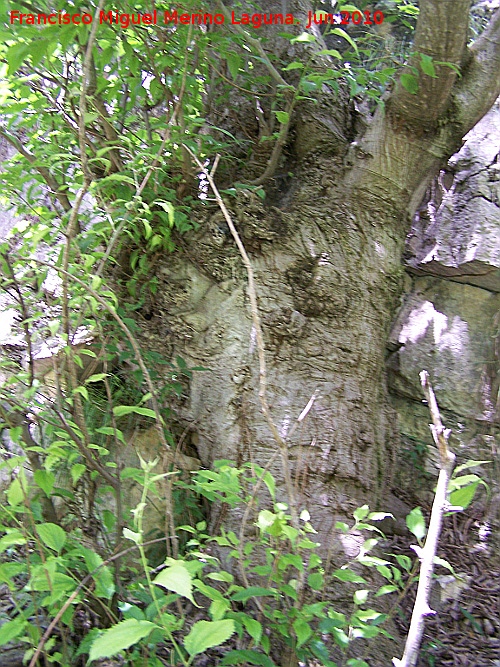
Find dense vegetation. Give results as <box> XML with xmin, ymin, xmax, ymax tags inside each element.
<box><xmin>0</xmin><ymin>1</ymin><xmax>498</xmax><ymax>665</ymax></box>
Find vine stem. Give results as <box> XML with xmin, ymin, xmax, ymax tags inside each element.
<box><xmin>184</xmin><ymin>147</ymin><xmax>299</xmax><ymax>531</ymax></box>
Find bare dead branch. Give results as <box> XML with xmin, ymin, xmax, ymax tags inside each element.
<box><xmin>393</xmin><ymin>371</ymin><xmax>456</xmax><ymax>667</ymax></box>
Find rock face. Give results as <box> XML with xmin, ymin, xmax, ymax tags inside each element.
<box><xmin>389</xmin><ymin>99</ymin><xmax>500</xmax><ymax>549</ymax></box>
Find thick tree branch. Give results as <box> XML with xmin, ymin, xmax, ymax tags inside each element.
<box><xmin>453</xmin><ymin>7</ymin><xmax>500</xmax><ymax>137</ymax></box>
<box><xmin>389</xmin><ymin>0</ymin><xmax>469</xmax><ymax>128</ymax></box>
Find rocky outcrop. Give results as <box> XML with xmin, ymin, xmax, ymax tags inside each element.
<box><xmin>389</xmin><ymin>99</ymin><xmax>500</xmax><ymax>549</ymax></box>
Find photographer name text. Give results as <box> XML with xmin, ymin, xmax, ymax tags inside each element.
<box><xmin>9</xmin><ymin>9</ymin><xmax>384</xmax><ymax>29</ymax></box>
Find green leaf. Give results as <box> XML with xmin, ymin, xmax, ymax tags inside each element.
<box><xmin>453</xmin><ymin>460</ymin><xmax>490</xmax><ymax>475</ymax></box>
<box><xmin>291</xmin><ymin>32</ymin><xmax>316</xmax><ymax>43</ymax></box>
<box><xmin>153</xmin><ymin>561</ymin><xmax>197</xmax><ymax>605</ymax></box>
<box><xmin>7</xmin><ymin>477</ymin><xmax>25</xmax><ymax>506</ymax></box>
<box><xmin>400</xmin><ymin>73</ymin><xmax>419</xmax><ymax>94</ymax></box>
<box><xmin>34</xmin><ymin>470</ymin><xmax>55</xmax><ymax>496</ymax></box>
<box><xmin>395</xmin><ymin>554</ymin><xmax>412</xmax><ymax>571</ymax></box>
<box><xmin>70</xmin><ymin>463</ymin><xmax>87</xmax><ymax>486</ymax></box>
<box><xmin>406</xmin><ymin>507</ymin><xmax>426</xmax><ymax>540</ymax></box>
<box><xmin>73</xmin><ymin>385</ymin><xmax>89</xmax><ymax>400</ymax></box>
<box><xmin>353</xmin><ymin>505</ymin><xmax>369</xmax><ymax>521</ymax></box>
<box><xmin>330</xmin><ymin>28</ymin><xmax>358</xmax><ymax>54</ymax></box>
<box><xmin>123</xmin><ymin>528</ymin><xmax>141</xmax><ymax>544</ymax></box>
<box><xmin>283</xmin><ymin>61</ymin><xmax>304</xmax><ymax>70</ymax></box>
<box><xmin>210</xmin><ymin>598</ymin><xmax>231</xmax><ymax>621</ymax></box>
<box><xmin>89</xmin><ymin>619</ymin><xmax>157</xmax><ymax>661</ymax></box>
<box><xmin>0</xmin><ymin>530</ymin><xmax>27</xmax><ymax>553</ymax></box>
<box><xmin>85</xmin><ymin>373</ymin><xmax>109</xmax><ymax>383</ymax></box>
<box><xmin>375</xmin><ymin>584</ymin><xmax>398</xmax><ymax>596</ymax></box>
<box><xmin>449</xmin><ymin>482</ymin><xmax>479</xmax><ymax>510</ymax></box>
<box><xmin>0</xmin><ymin>618</ymin><xmax>26</xmax><ymax>647</ymax></box>
<box><xmin>318</xmin><ymin>49</ymin><xmax>342</xmax><ymax>58</ymax></box>
<box><xmin>96</xmin><ymin>426</ymin><xmax>126</xmax><ymax>444</ymax></box>
<box><xmin>420</xmin><ymin>54</ymin><xmax>437</xmax><ymax>78</ymax></box>
<box><xmin>275</xmin><ymin>111</ymin><xmax>289</xmax><ymax>124</ymax></box>
<box><xmin>6</xmin><ymin>42</ymin><xmax>32</xmax><ymax>74</ymax></box>
<box><xmin>448</xmin><ymin>474</ymin><xmax>480</xmax><ymax>490</ymax></box>
<box><xmin>332</xmin><ymin>569</ymin><xmax>366</xmax><ymax>584</ymax></box>
<box><xmin>206</xmin><ymin>571</ymin><xmax>234</xmax><ymax>583</ymax></box>
<box><xmin>113</xmin><ymin>405</ymin><xmax>157</xmax><ymax>419</ymax></box>
<box><xmin>293</xmin><ymin>618</ymin><xmax>312</xmax><ymax>648</ymax></box>
<box><xmin>353</xmin><ymin>589</ymin><xmax>369</xmax><ymax>605</ymax></box>
<box><xmin>308</xmin><ymin>572</ymin><xmax>324</xmax><ymax>590</ymax></box>
<box><xmin>184</xmin><ymin>619</ymin><xmax>235</xmax><ymax>656</ymax></box>
<box><xmin>226</xmin><ymin>52</ymin><xmax>243</xmax><ymax>80</ymax></box>
<box><xmin>36</xmin><ymin>523</ymin><xmax>66</xmax><ymax>553</ymax></box>
<box><xmin>80</xmin><ymin>547</ymin><xmax>115</xmax><ymax>599</ymax></box>
<box><xmin>231</xmin><ymin>586</ymin><xmax>278</xmax><ymax>602</ymax></box>
<box><xmin>241</xmin><ymin>616</ymin><xmax>262</xmax><ymax>644</ymax></box>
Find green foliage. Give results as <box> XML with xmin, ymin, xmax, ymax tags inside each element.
<box><xmin>0</xmin><ymin>0</ymin><xmax>489</xmax><ymax>663</ymax></box>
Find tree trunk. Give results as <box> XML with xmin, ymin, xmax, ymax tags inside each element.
<box><xmin>138</xmin><ymin>0</ymin><xmax>500</xmax><ymax>544</ymax></box>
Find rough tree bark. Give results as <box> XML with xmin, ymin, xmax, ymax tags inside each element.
<box><xmin>141</xmin><ymin>0</ymin><xmax>500</xmax><ymax>548</ymax></box>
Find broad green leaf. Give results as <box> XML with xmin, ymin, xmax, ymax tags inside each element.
<box><xmin>395</xmin><ymin>555</ymin><xmax>412</xmax><ymax>571</ymax></box>
<box><xmin>406</xmin><ymin>507</ymin><xmax>426</xmax><ymax>540</ymax></box>
<box><xmin>123</xmin><ymin>528</ymin><xmax>141</xmax><ymax>544</ymax></box>
<box><xmin>291</xmin><ymin>32</ymin><xmax>316</xmax><ymax>43</ymax></box>
<box><xmin>184</xmin><ymin>619</ymin><xmax>235</xmax><ymax>656</ymax></box>
<box><xmin>0</xmin><ymin>530</ymin><xmax>26</xmax><ymax>553</ymax></box>
<box><xmin>226</xmin><ymin>52</ymin><xmax>243</xmax><ymax>80</ymax></box>
<box><xmin>241</xmin><ymin>616</ymin><xmax>262</xmax><ymax>644</ymax></box>
<box><xmin>353</xmin><ymin>505</ymin><xmax>369</xmax><ymax>521</ymax></box>
<box><xmin>34</xmin><ymin>470</ymin><xmax>55</xmax><ymax>496</ymax></box>
<box><xmin>449</xmin><ymin>482</ymin><xmax>479</xmax><ymax>510</ymax></box>
<box><xmin>353</xmin><ymin>589</ymin><xmax>369</xmax><ymax>605</ymax></box>
<box><xmin>113</xmin><ymin>405</ymin><xmax>156</xmax><ymax>419</ymax></box>
<box><xmin>231</xmin><ymin>586</ymin><xmax>278</xmax><ymax>602</ymax></box>
<box><xmin>332</xmin><ymin>569</ymin><xmax>366</xmax><ymax>584</ymax></box>
<box><xmin>400</xmin><ymin>73</ymin><xmax>419</xmax><ymax>94</ymax></box>
<box><xmin>330</xmin><ymin>28</ymin><xmax>358</xmax><ymax>54</ymax></box>
<box><xmin>375</xmin><ymin>584</ymin><xmax>398</xmax><ymax>596</ymax></box>
<box><xmin>209</xmin><ymin>598</ymin><xmax>231</xmax><ymax>621</ymax></box>
<box><xmin>453</xmin><ymin>460</ymin><xmax>490</xmax><ymax>475</ymax></box>
<box><xmin>89</xmin><ymin>619</ymin><xmax>157</xmax><ymax>661</ymax></box>
<box><xmin>293</xmin><ymin>618</ymin><xmax>312</xmax><ymax>648</ymax></box>
<box><xmin>85</xmin><ymin>373</ymin><xmax>109</xmax><ymax>383</ymax></box>
<box><xmin>448</xmin><ymin>474</ymin><xmax>480</xmax><ymax>490</ymax></box>
<box><xmin>70</xmin><ymin>464</ymin><xmax>87</xmax><ymax>486</ymax></box>
<box><xmin>206</xmin><ymin>571</ymin><xmax>234</xmax><ymax>583</ymax></box>
<box><xmin>153</xmin><ymin>561</ymin><xmax>196</xmax><ymax>605</ymax></box>
<box><xmin>275</xmin><ymin>111</ymin><xmax>289</xmax><ymax>124</ymax></box>
<box><xmin>420</xmin><ymin>54</ymin><xmax>437</xmax><ymax>78</ymax></box>
<box><xmin>96</xmin><ymin>426</ymin><xmax>126</xmax><ymax>444</ymax></box>
<box><xmin>318</xmin><ymin>49</ymin><xmax>342</xmax><ymax>58</ymax></box>
<box><xmin>36</xmin><ymin>523</ymin><xmax>66</xmax><ymax>553</ymax></box>
<box><xmin>6</xmin><ymin>42</ymin><xmax>32</xmax><ymax>74</ymax></box>
<box><xmin>308</xmin><ymin>572</ymin><xmax>323</xmax><ymax>590</ymax></box>
<box><xmin>7</xmin><ymin>477</ymin><xmax>25</xmax><ymax>506</ymax></box>
<box><xmin>80</xmin><ymin>547</ymin><xmax>115</xmax><ymax>599</ymax></box>
<box><xmin>0</xmin><ymin>618</ymin><xmax>25</xmax><ymax>646</ymax></box>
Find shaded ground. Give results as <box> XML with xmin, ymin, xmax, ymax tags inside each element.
<box><xmin>392</xmin><ymin>509</ymin><xmax>500</xmax><ymax>667</ymax></box>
